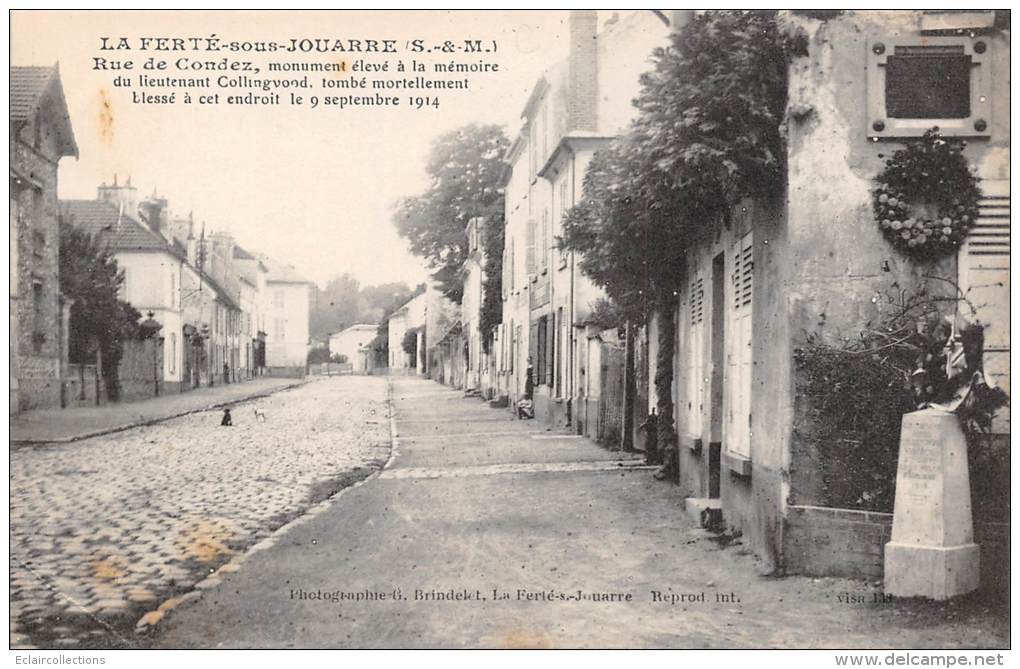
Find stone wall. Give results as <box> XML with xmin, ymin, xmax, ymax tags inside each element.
<box><xmin>62</xmin><ymin>364</ymin><xmax>104</xmax><ymax>408</ymax></box>
<box><xmin>116</xmin><ymin>338</ymin><xmax>164</xmax><ymax>402</ymax></box>
<box><xmin>11</xmin><ymin>125</ymin><xmax>64</xmax><ymax>411</ymax></box>
<box><xmin>784</xmin><ymin>504</ymin><xmax>1009</xmax><ymax>599</ymax></box>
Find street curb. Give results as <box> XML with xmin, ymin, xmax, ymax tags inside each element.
<box><xmin>134</xmin><ymin>376</ymin><xmax>398</xmax><ymax>637</ymax></box>
<box><xmin>10</xmin><ymin>379</ymin><xmax>309</xmax><ymax>447</ymax></box>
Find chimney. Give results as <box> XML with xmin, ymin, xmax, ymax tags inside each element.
<box><xmin>567</xmin><ymin>10</ymin><xmax>599</xmax><ymax>133</ymax></box>
<box><xmin>97</xmin><ymin>173</ymin><xmax>139</xmax><ymax>217</ymax></box>
<box><xmin>138</xmin><ymin>192</ymin><xmax>168</xmax><ymax>237</ymax></box>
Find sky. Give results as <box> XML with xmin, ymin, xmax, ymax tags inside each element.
<box><xmin>11</xmin><ymin>10</ymin><xmax>582</xmax><ymax>289</ymax></box>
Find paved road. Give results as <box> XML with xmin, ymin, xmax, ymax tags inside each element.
<box><xmin>10</xmin><ymin>376</ymin><xmax>390</xmax><ymax>649</ymax></box>
<box><xmin>153</xmin><ymin>377</ymin><xmax>1007</xmax><ymax>649</ymax></box>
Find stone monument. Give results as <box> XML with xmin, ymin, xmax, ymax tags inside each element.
<box><xmin>884</xmin><ymin>408</ymin><xmax>980</xmax><ymax>599</ymax></box>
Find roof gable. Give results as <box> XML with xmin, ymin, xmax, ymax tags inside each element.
<box><xmin>10</xmin><ymin>65</ymin><xmax>78</xmax><ymax>158</ymax></box>
<box><xmin>60</xmin><ymin>199</ymin><xmax>184</xmax><ymax>259</ymax></box>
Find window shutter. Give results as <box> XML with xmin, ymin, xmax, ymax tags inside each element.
<box><xmin>546</xmin><ymin>312</ymin><xmax>555</xmax><ymax>386</ymax></box>
<box><xmin>526</xmin><ymin>219</ymin><xmax>536</xmax><ymax>274</ymax></box>
<box><xmin>529</xmin><ymin>321</ymin><xmax>539</xmax><ymax>367</ymax></box>
<box><xmin>960</xmin><ymin>179</ymin><xmax>1010</xmax><ymax>432</ymax></box>
<box><xmin>726</xmin><ymin>231</ymin><xmax>754</xmax><ymax>459</ymax></box>
<box><xmin>540</xmin><ymin>210</ymin><xmax>549</xmax><ymax>269</ymax></box>
<box><xmin>686</xmin><ymin>263</ymin><xmax>705</xmax><ymax>436</ymax></box>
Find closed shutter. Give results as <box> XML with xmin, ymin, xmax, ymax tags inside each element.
<box><xmin>686</xmin><ymin>263</ymin><xmax>705</xmax><ymax>436</ymax></box>
<box><xmin>547</xmin><ymin>312</ymin><xmax>556</xmax><ymax>388</ymax></box>
<box><xmin>960</xmin><ymin>179</ymin><xmax>1010</xmax><ymax>432</ymax></box>
<box><xmin>534</xmin><ymin>322</ymin><xmax>542</xmax><ymax>373</ymax></box>
<box><xmin>526</xmin><ymin>219</ymin><xmax>536</xmax><ymax>275</ymax></box>
<box><xmin>726</xmin><ymin>232</ymin><xmax>754</xmax><ymax>459</ymax></box>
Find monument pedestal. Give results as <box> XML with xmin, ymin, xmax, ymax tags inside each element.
<box><xmin>884</xmin><ymin>409</ymin><xmax>979</xmax><ymax>600</ymax></box>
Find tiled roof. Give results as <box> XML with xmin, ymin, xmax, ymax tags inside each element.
<box><xmin>202</xmin><ymin>273</ymin><xmax>240</xmax><ymax>311</ymax></box>
<box><xmin>10</xmin><ymin>65</ymin><xmax>78</xmax><ymax>157</ymax></box>
<box><xmin>60</xmin><ymin>200</ymin><xmax>185</xmax><ymax>259</ymax></box>
<box><xmin>232</xmin><ymin>245</ymin><xmax>256</xmax><ymax>260</ymax></box>
<box><xmin>10</xmin><ymin>66</ymin><xmax>53</xmax><ymax>121</ymax></box>
<box><xmin>258</xmin><ymin>253</ymin><xmax>311</xmax><ymax>284</ymax></box>
<box><xmin>332</xmin><ymin>324</ymin><xmax>378</xmax><ymax>336</ymax></box>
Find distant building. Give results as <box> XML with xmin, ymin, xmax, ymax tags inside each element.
<box><xmin>329</xmin><ymin>324</ymin><xmax>377</xmax><ymax>373</ymax></box>
<box><xmin>10</xmin><ymin>65</ymin><xmax>79</xmax><ymax>412</ymax></box>
<box><xmin>232</xmin><ymin>244</ymin><xmax>269</xmax><ymax>378</ymax></box>
<box><xmin>461</xmin><ymin>217</ymin><xmax>487</xmax><ymax>393</ymax></box>
<box><xmin>387</xmin><ymin>291</ymin><xmax>426</xmax><ymax>372</ymax></box>
<box><xmin>259</xmin><ymin>254</ymin><xmax>312</xmax><ymax>375</ymax></box>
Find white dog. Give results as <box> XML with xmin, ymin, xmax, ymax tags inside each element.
<box><xmin>253</xmin><ymin>405</ymin><xmax>267</xmax><ymax>423</ymax></box>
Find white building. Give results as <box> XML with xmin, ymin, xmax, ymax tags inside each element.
<box><xmin>329</xmin><ymin>323</ymin><xmax>377</xmax><ymax>373</ymax></box>
<box><xmin>387</xmin><ymin>290</ymin><xmax>427</xmax><ymax>372</ymax></box>
<box><xmin>233</xmin><ymin>245</ymin><xmax>269</xmax><ymax>378</ymax></box>
<box><xmin>259</xmin><ymin>254</ymin><xmax>312</xmax><ymax>374</ymax></box>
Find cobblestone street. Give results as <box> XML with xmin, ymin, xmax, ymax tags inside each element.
<box><xmin>9</xmin><ymin>375</ymin><xmax>391</xmax><ymax>649</ymax></box>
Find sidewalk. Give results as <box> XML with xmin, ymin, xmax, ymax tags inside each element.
<box><xmin>152</xmin><ymin>376</ymin><xmax>1007</xmax><ymax>649</ymax></box>
<box><xmin>10</xmin><ymin>376</ymin><xmax>308</xmax><ymax>445</ymax></box>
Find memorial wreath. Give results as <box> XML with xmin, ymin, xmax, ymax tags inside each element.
<box><xmin>872</xmin><ymin>128</ymin><xmax>981</xmax><ymax>262</ymax></box>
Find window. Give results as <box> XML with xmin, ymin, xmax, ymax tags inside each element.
<box><xmin>275</xmin><ymin>318</ymin><xmax>286</xmax><ymax>341</ymax></box>
<box><xmin>170</xmin><ymin>272</ymin><xmax>177</xmax><ymax>309</ymax></box>
<box><xmin>868</xmin><ymin>36</ymin><xmax>991</xmax><ymax>138</ymax></box>
<box><xmin>525</xmin><ymin>219</ymin><xmax>537</xmax><ymax>275</ymax></box>
<box><xmin>540</xmin><ymin>209</ymin><xmax>549</xmax><ymax>270</ymax></box>
<box><xmin>510</xmin><ymin>322</ymin><xmax>518</xmax><ymax>374</ymax></box>
<box><xmin>31</xmin><ymin>230</ymin><xmax>44</xmax><ymax>258</ymax></box>
<box><xmin>510</xmin><ymin>240</ymin><xmax>515</xmax><ymax>291</ymax></box>
<box><xmin>169</xmin><ymin>332</ymin><xmax>177</xmax><ymax>374</ymax></box>
<box><xmin>725</xmin><ymin>231</ymin><xmax>754</xmax><ymax>460</ymax></box>
<box><xmin>535</xmin><ymin>316</ymin><xmax>548</xmax><ymax>386</ymax></box>
<box><xmin>685</xmin><ymin>264</ymin><xmax>705</xmax><ymax>437</ymax></box>
<box><xmin>31</xmin><ymin>279</ymin><xmax>44</xmax><ymax>353</ymax></box>
<box><xmin>274</xmin><ymin>290</ymin><xmax>285</xmax><ymax>308</ymax></box>
<box><xmin>555</xmin><ymin>307</ymin><xmax>564</xmax><ymax>398</ymax></box>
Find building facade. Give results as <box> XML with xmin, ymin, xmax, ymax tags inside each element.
<box><xmin>329</xmin><ymin>324</ymin><xmax>377</xmax><ymax>373</ymax></box>
<box><xmin>10</xmin><ymin>65</ymin><xmax>78</xmax><ymax>412</ymax></box>
<box><xmin>498</xmin><ymin>11</ymin><xmax>670</xmax><ymax>427</ymax></box>
<box><xmin>461</xmin><ymin>217</ymin><xmax>486</xmax><ymax>392</ymax></box>
<box><xmin>654</xmin><ymin>10</ymin><xmax>1010</xmax><ymax>580</ymax></box>
<box><xmin>260</xmin><ymin>255</ymin><xmax>312</xmax><ymax>375</ymax></box>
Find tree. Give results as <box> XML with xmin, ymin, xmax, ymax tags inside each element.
<box><xmin>58</xmin><ymin>218</ymin><xmax>142</xmax><ymax>400</ymax></box>
<box><xmin>560</xmin><ymin>11</ymin><xmax>804</xmax><ymax>466</ymax></box>
<box><xmin>478</xmin><ymin>217</ymin><xmax>504</xmax><ymax>354</ymax></box>
<box><xmin>392</xmin><ymin>123</ymin><xmax>510</xmax><ymax>303</ymax></box>
<box><xmin>310</xmin><ymin>277</ymin><xmax>416</xmax><ymax>340</ymax></box>
<box><xmin>309</xmin><ymin>273</ymin><xmax>363</xmax><ymax>339</ymax></box>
